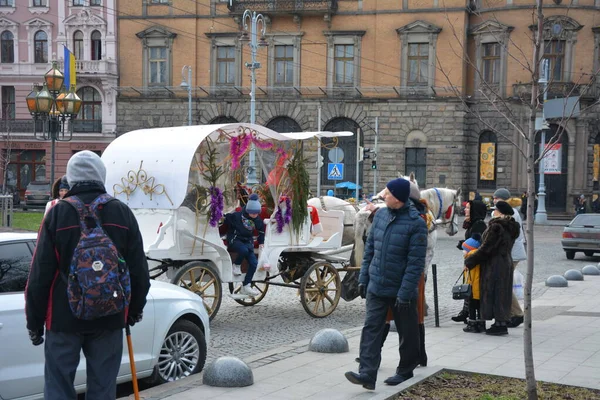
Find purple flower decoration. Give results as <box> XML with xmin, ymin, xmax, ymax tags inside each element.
<box><xmin>208</xmin><ymin>186</ymin><xmax>224</xmax><ymax>227</ymax></box>
<box><xmin>275</xmin><ymin>197</ymin><xmax>292</xmax><ymax>233</ymax></box>
<box><xmin>284</xmin><ymin>197</ymin><xmax>292</xmax><ymax>224</ymax></box>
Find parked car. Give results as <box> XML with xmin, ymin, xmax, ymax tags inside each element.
<box><xmin>22</xmin><ymin>181</ymin><xmax>51</xmax><ymax>211</ymax></box>
<box><xmin>0</xmin><ymin>232</ymin><xmax>210</xmax><ymax>400</ymax></box>
<box><xmin>561</xmin><ymin>213</ymin><xmax>600</xmax><ymax>259</ymax></box>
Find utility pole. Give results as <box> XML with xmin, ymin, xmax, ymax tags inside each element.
<box><xmin>180</xmin><ymin>66</ymin><xmax>192</xmax><ymax>126</ymax></box>
<box><xmin>373</xmin><ymin>117</ymin><xmax>378</xmax><ymax>197</ymax></box>
<box><xmin>317</xmin><ymin>104</ymin><xmax>322</xmax><ymax>196</ymax></box>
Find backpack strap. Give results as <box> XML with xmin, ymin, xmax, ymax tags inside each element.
<box><xmin>62</xmin><ymin>196</ymin><xmax>95</xmax><ymax>233</ymax></box>
<box><xmin>89</xmin><ymin>193</ymin><xmax>116</xmax><ymax>220</ymax></box>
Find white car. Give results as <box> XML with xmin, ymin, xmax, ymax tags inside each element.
<box><xmin>0</xmin><ymin>232</ymin><xmax>210</xmax><ymax>400</ymax></box>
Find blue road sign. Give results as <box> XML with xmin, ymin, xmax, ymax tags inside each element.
<box><xmin>328</xmin><ymin>163</ymin><xmax>344</xmax><ymax>180</ymax></box>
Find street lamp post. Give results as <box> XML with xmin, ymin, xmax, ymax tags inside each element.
<box><xmin>241</xmin><ymin>9</ymin><xmax>268</xmax><ymax>185</ymax></box>
<box><xmin>180</xmin><ymin>65</ymin><xmax>192</xmax><ymax>126</ymax></box>
<box><xmin>535</xmin><ymin>59</ymin><xmax>550</xmax><ymax>225</ymax></box>
<box><xmin>26</xmin><ymin>61</ymin><xmax>82</xmax><ymax>185</ymax></box>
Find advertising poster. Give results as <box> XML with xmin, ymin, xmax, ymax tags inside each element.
<box><xmin>542</xmin><ymin>143</ymin><xmax>562</xmax><ymax>174</ymax></box>
<box><xmin>479</xmin><ymin>142</ymin><xmax>495</xmax><ymax>181</ymax></box>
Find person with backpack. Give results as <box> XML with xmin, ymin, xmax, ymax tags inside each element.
<box><xmin>25</xmin><ymin>150</ymin><xmax>150</xmax><ymax>400</ymax></box>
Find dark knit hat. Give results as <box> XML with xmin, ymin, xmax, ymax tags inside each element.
<box><xmin>386</xmin><ymin>178</ymin><xmax>411</xmax><ymax>203</ymax></box>
<box><xmin>495</xmin><ymin>200</ymin><xmax>514</xmax><ymax>216</ymax></box>
<box><xmin>493</xmin><ymin>188</ymin><xmax>511</xmax><ymax>200</ymax></box>
<box><xmin>59</xmin><ymin>175</ymin><xmax>70</xmax><ymax>190</ymax></box>
<box><xmin>245</xmin><ymin>193</ymin><xmax>261</xmax><ymax>214</ymax></box>
<box><xmin>462</xmin><ymin>233</ymin><xmax>482</xmax><ymax>252</ymax></box>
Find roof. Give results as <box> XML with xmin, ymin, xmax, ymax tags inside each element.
<box><xmin>0</xmin><ymin>232</ymin><xmax>38</xmax><ymax>242</ymax></box>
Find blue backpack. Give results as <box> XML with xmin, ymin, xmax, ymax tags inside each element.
<box><xmin>62</xmin><ymin>194</ymin><xmax>131</xmax><ymax>321</ymax></box>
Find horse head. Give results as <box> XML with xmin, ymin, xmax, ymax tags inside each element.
<box><xmin>421</xmin><ymin>187</ymin><xmax>462</xmax><ymax>237</ymax></box>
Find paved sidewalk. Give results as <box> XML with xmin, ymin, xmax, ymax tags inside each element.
<box><xmin>125</xmin><ymin>276</ymin><xmax>600</xmax><ymax>400</ymax></box>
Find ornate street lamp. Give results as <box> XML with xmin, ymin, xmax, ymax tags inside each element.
<box><xmin>26</xmin><ymin>61</ymin><xmax>81</xmax><ymax>185</ymax></box>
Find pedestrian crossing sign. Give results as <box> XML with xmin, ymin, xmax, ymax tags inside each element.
<box><xmin>328</xmin><ymin>163</ymin><xmax>344</xmax><ymax>180</ymax></box>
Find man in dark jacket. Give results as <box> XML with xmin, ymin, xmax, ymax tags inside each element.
<box><xmin>345</xmin><ymin>178</ymin><xmax>427</xmax><ymax>390</ymax></box>
<box><xmin>25</xmin><ymin>150</ymin><xmax>150</xmax><ymax>400</ymax></box>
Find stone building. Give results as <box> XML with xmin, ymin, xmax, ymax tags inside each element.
<box><xmin>0</xmin><ymin>0</ymin><xmax>118</xmax><ymax>198</ymax></box>
<box><xmin>115</xmin><ymin>0</ymin><xmax>600</xmax><ymax>214</ymax></box>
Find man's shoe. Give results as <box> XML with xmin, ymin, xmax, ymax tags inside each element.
<box><xmin>240</xmin><ymin>284</ymin><xmax>259</xmax><ymax>297</ymax></box>
<box><xmin>355</xmin><ymin>357</ymin><xmax>360</xmax><ymax>363</ymax></box>
<box><xmin>384</xmin><ymin>372</ymin><xmax>414</xmax><ymax>386</ymax></box>
<box><xmin>463</xmin><ymin>320</ymin><xmax>481</xmax><ymax>333</ymax></box>
<box><xmin>486</xmin><ymin>324</ymin><xmax>508</xmax><ymax>336</ymax></box>
<box><xmin>232</xmin><ymin>264</ymin><xmax>242</xmax><ymax>276</ymax></box>
<box><xmin>344</xmin><ymin>371</ymin><xmax>375</xmax><ymax>390</ymax></box>
<box><xmin>507</xmin><ymin>315</ymin><xmax>524</xmax><ymax>328</ymax></box>
<box><xmin>451</xmin><ymin>310</ymin><xmax>469</xmax><ymax>323</ymax></box>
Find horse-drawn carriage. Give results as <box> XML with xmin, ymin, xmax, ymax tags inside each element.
<box><xmin>101</xmin><ymin>123</ymin><xmax>358</xmax><ymax>321</ymax></box>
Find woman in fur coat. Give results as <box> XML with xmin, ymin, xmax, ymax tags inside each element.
<box><xmin>464</xmin><ymin>201</ymin><xmax>520</xmax><ymax>336</ymax></box>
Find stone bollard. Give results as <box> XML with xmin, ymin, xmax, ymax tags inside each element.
<box><xmin>308</xmin><ymin>328</ymin><xmax>349</xmax><ymax>353</ymax></box>
<box><xmin>203</xmin><ymin>356</ymin><xmax>253</xmax><ymax>387</ymax></box>
<box><xmin>564</xmin><ymin>269</ymin><xmax>584</xmax><ymax>281</ymax></box>
<box><xmin>582</xmin><ymin>265</ymin><xmax>600</xmax><ymax>275</ymax></box>
<box><xmin>545</xmin><ymin>275</ymin><xmax>568</xmax><ymax>287</ymax></box>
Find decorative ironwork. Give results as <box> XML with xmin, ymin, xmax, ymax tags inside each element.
<box><xmin>228</xmin><ymin>0</ymin><xmax>337</xmax><ymax>15</ymax></box>
<box><xmin>512</xmin><ymin>81</ymin><xmax>595</xmax><ymax>101</ymax></box>
<box><xmin>113</xmin><ymin>161</ymin><xmax>174</xmax><ymax>205</ymax></box>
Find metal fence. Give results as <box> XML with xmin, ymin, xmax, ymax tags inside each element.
<box><xmin>0</xmin><ymin>194</ymin><xmax>13</xmax><ymax>228</ymax></box>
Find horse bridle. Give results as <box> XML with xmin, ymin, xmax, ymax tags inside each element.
<box><xmin>432</xmin><ymin>191</ymin><xmax>460</xmax><ymax>228</ymax></box>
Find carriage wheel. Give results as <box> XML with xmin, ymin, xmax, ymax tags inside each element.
<box><xmin>300</xmin><ymin>262</ymin><xmax>341</xmax><ymax>318</ymax></box>
<box><xmin>228</xmin><ymin>274</ymin><xmax>269</xmax><ymax>306</ymax></box>
<box><xmin>171</xmin><ymin>261</ymin><xmax>222</xmax><ymax>321</ymax></box>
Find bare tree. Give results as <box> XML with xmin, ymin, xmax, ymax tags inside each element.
<box><xmin>1</xmin><ymin>107</ymin><xmax>15</xmax><ymax>195</ymax></box>
<box><xmin>438</xmin><ymin>1</ymin><xmax>599</xmax><ymax>398</ymax></box>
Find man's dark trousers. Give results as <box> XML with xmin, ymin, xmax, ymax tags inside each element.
<box><xmin>359</xmin><ymin>292</ymin><xmax>420</xmax><ymax>381</ymax></box>
<box><xmin>44</xmin><ymin>329</ymin><xmax>123</xmax><ymax>400</ymax></box>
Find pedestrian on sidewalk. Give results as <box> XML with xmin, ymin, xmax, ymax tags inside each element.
<box><xmin>225</xmin><ymin>193</ymin><xmax>265</xmax><ymax>296</ymax></box>
<box><xmin>25</xmin><ymin>150</ymin><xmax>151</xmax><ymax>400</ymax></box>
<box><xmin>461</xmin><ymin>233</ymin><xmax>485</xmax><ymax>333</ymax></box>
<box><xmin>345</xmin><ymin>177</ymin><xmax>427</xmax><ymax>390</ymax></box>
<box><xmin>44</xmin><ymin>175</ymin><xmax>70</xmax><ymax>216</ymax></box>
<box><xmin>493</xmin><ymin>188</ymin><xmax>526</xmax><ymax>328</ymax></box>
<box><xmin>452</xmin><ymin>200</ymin><xmax>487</xmax><ymax>323</ymax></box>
<box><xmin>464</xmin><ymin>201</ymin><xmax>520</xmax><ymax>336</ymax></box>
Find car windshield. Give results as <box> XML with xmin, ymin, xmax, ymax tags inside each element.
<box><xmin>571</xmin><ymin>214</ymin><xmax>600</xmax><ymax>227</ymax></box>
<box><xmin>28</xmin><ymin>183</ymin><xmax>49</xmax><ymax>191</ymax></box>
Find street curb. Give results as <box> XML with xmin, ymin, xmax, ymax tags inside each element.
<box><xmin>372</xmin><ymin>366</ymin><xmax>445</xmax><ymax>400</ymax></box>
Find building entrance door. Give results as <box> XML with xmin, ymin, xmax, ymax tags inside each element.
<box><xmin>535</xmin><ymin>124</ymin><xmax>568</xmax><ymax>212</ymax></box>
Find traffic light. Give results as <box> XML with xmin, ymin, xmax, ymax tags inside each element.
<box><xmin>358</xmin><ymin>147</ymin><xmax>372</xmax><ymax>162</ymax></box>
<box><xmin>316</xmin><ymin>154</ymin><xmax>324</xmax><ymax>168</ymax></box>
<box><xmin>371</xmin><ymin>160</ymin><xmax>377</xmax><ymax>170</ymax></box>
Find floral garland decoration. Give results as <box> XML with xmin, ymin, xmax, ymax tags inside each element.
<box><xmin>274</xmin><ymin>196</ymin><xmax>292</xmax><ymax>233</ymax></box>
<box><xmin>229</xmin><ymin>132</ymin><xmax>274</xmax><ymax>169</ymax></box>
<box><xmin>208</xmin><ymin>186</ymin><xmax>224</xmax><ymax>227</ymax></box>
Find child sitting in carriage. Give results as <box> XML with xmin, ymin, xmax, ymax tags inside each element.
<box><xmin>224</xmin><ymin>193</ymin><xmax>265</xmax><ymax>296</ymax></box>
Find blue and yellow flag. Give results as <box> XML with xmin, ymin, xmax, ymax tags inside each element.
<box><xmin>63</xmin><ymin>46</ymin><xmax>76</xmax><ymax>90</ymax></box>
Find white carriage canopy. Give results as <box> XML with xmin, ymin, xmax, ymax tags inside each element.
<box><xmin>102</xmin><ymin>123</ymin><xmax>353</xmax><ymax>213</ymax></box>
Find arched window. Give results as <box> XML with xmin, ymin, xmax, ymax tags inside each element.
<box><xmin>74</xmin><ymin>87</ymin><xmax>102</xmax><ymax>133</ymax></box>
<box><xmin>34</xmin><ymin>30</ymin><xmax>48</xmax><ymax>63</ymax></box>
<box><xmin>477</xmin><ymin>131</ymin><xmax>497</xmax><ymax>190</ymax></box>
<box><xmin>321</xmin><ymin>118</ymin><xmax>361</xmax><ymax>198</ymax></box>
<box><xmin>91</xmin><ymin>30</ymin><xmax>102</xmax><ymax>60</ymax></box>
<box><xmin>209</xmin><ymin>116</ymin><xmax>237</xmax><ymax>124</ymax></box>
<box><xmin>266</xmin><ymin>116</ymin><xmax>301</xmax><ymax>133</ymax></box>
<box><xmin>73</xmin><ymin>30</ymin><xmax>84</xmax><ymax>60</ymax></box>
<box><xmin>1</xmin><ymin>31</ymin><xmax>14</xmax><ymax>64</ymax></box>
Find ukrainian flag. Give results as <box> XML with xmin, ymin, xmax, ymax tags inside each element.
<box><xmin>63</xmin><ymin>46</ymin><xmax>76</xmax><ymax>90</ymax></box>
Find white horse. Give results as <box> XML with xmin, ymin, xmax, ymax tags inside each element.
<box><xmin>307</xmin><ymin>196</ymin><xmax>358</xmax><ymax>246</ymax></box>
<box><xmin>352</xmin><ymin>176</ymin><xmax>461</xmax><ymax>278</ymax></box>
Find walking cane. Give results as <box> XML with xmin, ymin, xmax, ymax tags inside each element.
<box><xmin>126</xmin><ymin>325</ymin><xmax>140</xmax><ymax>400</ymax></box>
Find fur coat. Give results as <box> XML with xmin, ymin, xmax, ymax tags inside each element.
<box><xmin>464</xmin><ymin>216</ymin><xmax>520</xmax><ymax>321</ymax></box>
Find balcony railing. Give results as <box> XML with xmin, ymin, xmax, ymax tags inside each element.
<box><xmin>228</xmin><ymin>0</ymin><xmax>337</xmax><ymax>15</ymax></box>
<box><xmin>0</xmin><ymin>119</ymin><xmax>102</xmax><ymax>134</ymax></box>
<box><xmin>512</xmin><ymin>81</ymin><xmax>597</xmax><ymax>101</ymax></box>
<box><xmin>71</xmin><ymin>120</ymin><xmax>102</xmax><ymax>133</ymax></box>
<box><xmin>57</xmin><ymin>60</ymin><xmax>118</xmax><ymax>76</ymax></box>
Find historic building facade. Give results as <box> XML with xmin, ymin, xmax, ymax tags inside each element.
<box><xmin>115</xmin><ymin>0</ymin><xmax>600</xmax><ymax>214</ymax></box>
<box><xmin>0</xmin><ymin>0</ymin><xmax>118</xmax><ymax>198</ymax></box>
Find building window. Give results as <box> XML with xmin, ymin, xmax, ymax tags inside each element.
<box><xmin>73</xmin><ymin>87</ymin><xmax>102</xmax><ymax>132</ymax></box>
<box><xmin>544</xmin><ymin>40</ymin><xmax>565</xmax><ymax>81</ymax></box>
<box><xmin>0</xmin><ymin>0</ymin><xmax>14</xmax><ymax>5</ymax></box>
<box><xmin>407</xmin><ymin>43</ymin><xmax>428</xmax><ymax>86</ymax></box>
<box><xmin>150</xmin><ymin>0</ymin><xmax>169</xmax><ymax>3</ymax></box>
<box><xmin>217</xmin><ymin>46</ymin><xmax>236</xmax><ymax>85</ymax></box>
<box><xmin>1</xmin><ymin>31</ymin><xmax>14</xmax><ymax>64</ymax></box>
<box><xmin>334</xmin><ymin>44</ymin><xmax>354</xmax><ymax>86</ymax></box>
<box><xmin>1</xmin><ymin>86</ymin><xmax>15</xmax><ymax>119</ymax></box>
<box><xmin>397</xmin><ymin>21</ymin><xmax>441</xmax><ymax>96</ymax></box>
<box><xmin>478</xmin><ymin>131</ymin><xmax>497</xmax><ymax>190</ymax></box>
<box><xmin>73</xmin><ymin>30</ymin><xmax>84</xmax><ymax>60</ymax></box>
<box><xmin>91</xmin><ymin>30</ymin><xmax>102</xmax><ymax>60</ymax></box>
<box><xmin>33</xmin><ymin>0</ymin><xmax>47</xmax><ymax>6</ymax></box>
<box><xmin>482</xmin><ymin>42</ymin><xmax>501</xmax><ymax>84</ymax></box>
<box><xmin>148</xmin><ymin>47</ymin><xmax>167</xmax><ymax>84</ymax></box>
<box><xmin>266</xmin><ymin>116</ymin><xmax>301</xmax><ymax>133</ymax></box>
<box><xmin>73</xmin><ymin>0</ymin><xmax>84</xmax><ymax>5</ymax></box>
<box><xmin>90</xmin><ymin>0</ymin><xmax>101</xmax><ymax>5</ymax></box>
<box><xmin>10</xmin><ymin>151</ymin><xmax>47</xmax><ymax>197</ymax></box>
<box><xmin>405</xmin><ymin>148</ymin><xmax>427</xmax><ymax>186</ymax></box>
<box><xmin>274</xmin><ymin>45</ymin><xmax>294</xmax><ymax>86</ymax></box>
<box><xmin>34</xmin><ymin>30</ymin><xmax>48</xmax><ymax>63</ymax></box>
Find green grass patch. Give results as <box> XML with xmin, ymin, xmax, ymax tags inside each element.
<box><xmin>394</xmin><ymin>371</ymin><xmax>600</xmax><ymax>400</ymax></box>
<box><xmin>11</xmin><ymin>211</ymin><xmax>43</xmax><ymax>232</ymax></box>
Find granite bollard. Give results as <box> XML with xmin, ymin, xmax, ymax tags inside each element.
<box><xmin>203</xmin><ymin>356</ymin><xmax>253</xmax><ymax>387</ymax></box>
<box><xmin>545</xmin><ymin>275</ymin><xmax>568</xmax><ymax>287</ymax></box>
<box><xmin>308</xmin><ymin>328</ymin><xmax>349</xmax><ymax>353</ymax></box>
<box><xmin>582</xmin><ymin>265</ymin><xmax>600</xmax><ymax>275</ymax></box>
<box><xmin>564</xmin><ymin>269</ymin><xmax>584</xmax><ymax>281</ymax></box>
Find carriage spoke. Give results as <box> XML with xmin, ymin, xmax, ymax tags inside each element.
<box><xmin>304</xmin><ymin>287</ymin><xmax>320</xmax><ymax>292</ymax></box>
<box><xmin>323</xmin><ymin>274</ymin><xmax>336</xmax><ymax>287</ymax></box>
<box><xmin>312</xmin><ymin>296</ymin><xmax>321</xmax><ymax>314</ymax></box>
<box><xmin>323</xmin><ymin>292</ymin><xmax>335</xmax><ymax>305</ymax></box>
<box><xmin>198</xmin><ymin>278</ymin><xmax>216</xmax><ymax>293</ymax></box>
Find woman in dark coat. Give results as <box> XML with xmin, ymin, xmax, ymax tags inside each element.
<box><xmin>452</xmin><ymin>200</ymin><xmax>488</xmax><ymax>322</ymax></box>
<box><xmin>464</xmin><ymin>201</ymin><xmax>520</xmax><ymax>336</ymax></box>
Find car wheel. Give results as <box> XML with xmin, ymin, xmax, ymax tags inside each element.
<box><xmin>584</xmin><ymin>251</ymin><xmax>595</xmax><ymax>257</ymax></box>
<box><xmin>566</xmin><ymin>250</ymin><xmax>575</xmax><ymax>260</ymax></box>
<box><xmin>145</xmin><ymin>319</ymin><xmax>207</xmax><ymax>385</ymax></box>
<box><xmin>22</xmin><ymin>206</ymin><xmax>27</xmax><ymax>211</ymax></box>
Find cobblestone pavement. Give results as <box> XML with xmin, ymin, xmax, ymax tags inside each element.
<box><xmin>205</xmin><ymin>220</ymin><xmax>590</xmax><ymax>364</ymax></box>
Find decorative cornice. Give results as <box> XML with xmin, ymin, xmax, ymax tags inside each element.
<box><xmin>28</xmin><ymin>6</ymin><xmax>50</xmax><ymax>15</ymax></box>
<box><xmin>204</xmin><ymin>32</ymin><xmax>239</xmax><ymax>39</ymax></box>
<box><xmin>323</xmin><ymin>30</ymin><xmax>366</xmax><ymax>37</ymax></box>
<box><xmin>396</xmin><ymin>20</ymin><xmax>442</xmax><ymax>35</ymax></box>
<box><xmin>0</xmin><ymin>16</ymin><xmax>18</xmax><ymax>28</ymax></box>
<box><xmin>23</xmin><ymin>17</ymin><xmax>53</xmax><ymax>30</ymax></box>
<box><xmin>0</xmin><ymin>6</ymin><xmax>16</xmax><ymax>16</ymax></box>
<box><xmin>136</xmin><ymin>26</ymin><xmax>177</xmax><ymax>39</ymax></box>
<box><xmin>469</xmin><ymin>20</ymin><xmax>514</xmax><ymax>35</ymax></box>
<box><xmin>64</xmin><ymin>8</ymin><xmax>107</xmax><ymax>27</ymax></box>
